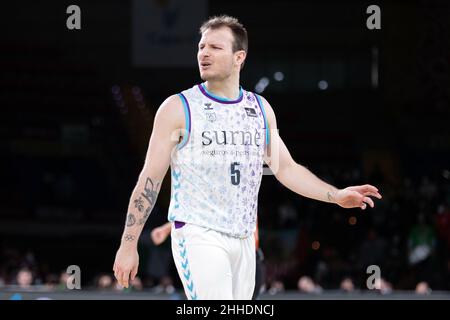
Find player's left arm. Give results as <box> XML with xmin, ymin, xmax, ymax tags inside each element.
<box><xmin>260</xmin><ymin>96</ymin><xmax>382</xmax><ymax>210</ymax></box>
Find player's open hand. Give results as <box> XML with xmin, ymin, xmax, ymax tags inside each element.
<box><xmin>334</xmin><ymin>184</ymin><xmax>382</xmax><ymax>210</ymax></box>
<box><xmin>113</xmin><ymin>246</ymin><xmax>139</xmax><ymax>288</ymax></box>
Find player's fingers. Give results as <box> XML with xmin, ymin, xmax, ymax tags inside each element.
<box><xmin>115</xmin><ymin>269</ymin><xmax>122</xmax><ymax>284</ymax></box>
<box><xmin>122</xmin><ymin>270</ymin><xmax>130</xmax><ymax>288</ymax></box>
<box><xmin>363</xmin><ymin>184</ymin><xmax>379</xmax><ymax>193</ymax></box>
<box><xmin>361</xmin><ymin>203</ymin><xmax>367</xmax><ymax>210</ymax></box>
<box><xmin>364</xmin><ymin>191</ymin><xmax>382</xmax><ymax>199</ymax></box>
<box><xmin>351</xmin><ymin>185</ymin><xmax>377</xmax><ymax>194</ymax></box>
<box><xmin>131</xmin><ymin>266</ymin><xmax>138</xmax><ymax>281</ymax></box>
<box><xmin>363</xmin><ymin>197</ymin><xmax>375</xmax><ymax>208</ymax></box>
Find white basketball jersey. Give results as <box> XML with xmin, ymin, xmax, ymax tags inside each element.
<box><xmin>168</xmin><ymin>83</ymin><xmax>269</xmax><ymax>238</ymax></box>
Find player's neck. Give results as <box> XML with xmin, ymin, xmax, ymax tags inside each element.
<box><xmin>204</xmin><ymin>77</ymin><xmax>240</xmax><ymax>101</ymax></box>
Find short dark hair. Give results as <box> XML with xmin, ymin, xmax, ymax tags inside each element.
<box><xmin>200</xmin><ymin>15</ymin><xmax>248</xmax><ymax>68</ymax></box>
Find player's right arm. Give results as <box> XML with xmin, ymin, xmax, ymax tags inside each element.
<box><xmin>113</xmin><ymin>95</ymin><xmax>184</xmax><ymax>288</ymax></box>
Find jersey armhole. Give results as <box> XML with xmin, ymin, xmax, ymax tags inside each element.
<box><xmin>177</xmin><ymin>93</ymin><xmax>191</xmax><ymax>150</ymax></box>
<box><xmin>254</xmin><ymin>93</ymin><xmax>270</xmax><ymax>146</ymax></box>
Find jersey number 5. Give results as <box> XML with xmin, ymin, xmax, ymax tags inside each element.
<box><xmin>230</xmin><ymin>162</ymin><xmax>241</xmax><ymax>185</ymax></box>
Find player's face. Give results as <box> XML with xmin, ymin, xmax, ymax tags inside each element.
<box><xmin>198</xmin><ymin>27</ymin><xmax>236</xmax><ymax>81</ymax></box>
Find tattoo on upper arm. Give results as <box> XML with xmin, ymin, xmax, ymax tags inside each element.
<box><xmin>126</xmin><ymin>213</ymin><xmax>136</xmax><ymax>227</ymax></box>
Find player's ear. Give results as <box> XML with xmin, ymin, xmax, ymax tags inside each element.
<box><xmin>235</xmin><ymin>50</ymin><xmax>246</xmax><ymax>67</ymax></box>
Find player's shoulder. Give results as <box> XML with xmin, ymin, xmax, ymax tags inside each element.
<box><xmin>255</xmin><ymin>93</ymin><xmax>271</xmax><ymax>108</ymax></box>
<box><xmin>158</xmin><ymin>94</ymin><xmax>183</xmax><ymax>113</ymax></box>
<box><xmin>249</xmin><ymin>91</ymin><xmax>274</xmax><ymax>118</ymax></box>
<box><xmin>158</xmin><ymin>83</ymin><xmax>199</xmax><ymax>112</ymax></box>
<box><xmin>154</xmin><ymin>94</ymin><xmax>186</xmax><ymax>128</ymax></box>
<box><xmin>243</xmin><ymin>89</ymin><xmax>270</xmax><ymax>107</ymax></box>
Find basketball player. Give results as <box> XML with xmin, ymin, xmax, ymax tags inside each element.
<box><xmin>113</xmin><ymin>15</ymin><xmax>382</xmax><ymax>300</ymax></box>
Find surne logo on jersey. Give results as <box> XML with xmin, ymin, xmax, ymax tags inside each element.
<box><xmin>244</xmin><ymin>107</ymin><xmax>258</xmax><ymax>117</ymax></box>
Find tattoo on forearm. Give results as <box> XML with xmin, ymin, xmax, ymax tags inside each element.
<box><xmin>139</xmin><ymin>207</ymin><xmax>152</xmax><ymax>225</ymax></box>
<box><xmin>126</xmin><ymin>213</ymin><xmax>136</xmax><ymax>227</ymax></box>
<box><xmin>327</xmin><ymin>191</ymin><xmax>334</xmax><ymax>202</ymax></box>
<box><xmin>134</xmin><ymin>196</ymin><xmax>144</xmax><ymax>212</ymax></box>
<box><xmin>141</xmin><ymin>178</ymin><xmax>160</xmax><ymax>207</ymax></box>
<box><xmin>123</xmin><ymin>234</ymin><xmax>135</xmax><ymax>242</ymax></box>
<box><xmin>137</xmin><ymin>178</ymin><xmax>160</xmax><ymax>225</ymax></box>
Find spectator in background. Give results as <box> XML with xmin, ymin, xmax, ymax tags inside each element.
<box><xmin>130</xmin><ymin>276</ymin><xmax>143</xmax><ymax>291</ymax></box>
<box><xmin>297</xmin><ymin>275</ymin><xmax>322</xmax><ymax>294</ymax></box>
<box><xmin>57</xmin><ymin>270</ymin><xmax>70</xmax><ymax>290</ymax></box>
<box><xmin>415</xmin><ymin>281</ymin><xmax>432</xmax><ymax>295</ymax></box>
<box><xmin>113</xmin><ymin>275</ymin><xmax>145</xmax><ymax>292</ymax></box>
<box><xmin>152</xmin><ymin>275</ymin><xmax>175</xmax><ymax>294</ymax></box>
<box><xmin>373</xmin><ymin>277</ymin><xmax>393</xmax><ymax>295</ymax></box>
<box><xmin>16</xmin><ymin>268</ymin><xmax>34</xmax><ymax>289</ymax></box>
<box><xmin>44</xmin><ymin>273</ymin><xmax>59</xmax><ymax>290</ymax></box>
<box><xmin>408</xmin><ymin>213</ymin><xmax>436</xmax><ymax>266</ymax></box>
<box><xmin>96</xmin><ymin>273</ymin><xmax>113</xmax><ymax>290</ymax></box>
<box><xmin>340</xmin><ymin>277</ymin><xmax>355</xmax><ymax>293</ymax></box>
<box><xmin>267</xmin><ymin>279</ymin><xmax>285</xmax><ymax>295</ymax></box>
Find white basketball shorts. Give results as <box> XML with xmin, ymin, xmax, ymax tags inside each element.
<box><xmin>170</xmin><ymin>221</ymin><xmax>255</xmax><ymax>300</ymax></box>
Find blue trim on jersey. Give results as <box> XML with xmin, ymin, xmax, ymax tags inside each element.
<box><xmin>199</xmin><ymin>83</ymin><xmax>243</xmax><ymax>104</ymax></box>
<box><xmin>169</xmin><ymin>169</ymin><xmax>181</xmax><ymax>220</ymax></box>
<box><xmin>254</xmin><ymin>94</ymin><xmax>270</xmax><ymax>146</ymax></box>
<box><xmin>177</xmin><ymin>93</ymin><xmax>191</xmax><ymax>150</ymax></box>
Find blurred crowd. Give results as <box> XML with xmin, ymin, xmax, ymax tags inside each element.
<box><xmin>259</xmin><ymin>165</ymin><xmax>450</xmax><ymax>294</ymax></box>
<box><xmin>1</xmin><ymin>166</ymin><xmax>449</xmax><ymax>296</ymax></box>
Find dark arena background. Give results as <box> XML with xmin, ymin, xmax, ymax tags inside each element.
<box><xmin>1</xmin><ymin>0</ymin><xmax>450</xmax><ymax>303</ymax></box>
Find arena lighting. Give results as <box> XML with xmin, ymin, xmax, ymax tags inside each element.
<box><xmin>255</xmin><ymin>77</ymin><xmax>270</xmax><ymax>93</ymax></box>
<box><xmin>349</xmin><ymin>216</ymin><xmax>357</xmax><ymax>225</ymax></box>
<box><xmin>274</xmin><ymin>71</ymin><xmax>284</xmax><ymax>81</ymax></box>
<box><xmin>318</xmin><ymin>80</ymin><xmax>328</xmax><ymax>90</ymax></box>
